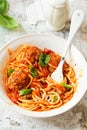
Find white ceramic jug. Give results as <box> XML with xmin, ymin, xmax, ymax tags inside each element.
<box><xmin>41</xmin><ymin>0</ymin><xmax>69</xmax><ymax>31</ymax></box>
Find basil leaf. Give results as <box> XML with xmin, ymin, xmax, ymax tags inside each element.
<box><xmin>45</xmin><ymin>54</ymin><xmax>50</xmax><ymax>64</ymax></box>
<box><xmin>0</xmin><ymin>14</ymin><xmax>19</xmax><ymax>29</ymax></box>
<box><xmin>38</xmin><ymin>53</ymin><xmax>50</xmax><ymax>66</ymax></box>
<box><xmin>0</xmin><ymin>0</ymin><xmax>19</xmax><ymax>29</ymax></box>
<box><xmin>0</xmin><ymin>0</ymin><xmax>9</xmax><ymax>14</ymax></box>
<box><xmin>7</xmin><ymin>68</ymin><xmax>15</xmax><ymax>76</ymax></box>
<box><xmin>19</xmin><ymin>88</ymin><xmax>32</xmax><ymax>96</ymax></box>
<box><xmin>30</xmin><ymin>64</ymin><xmax>38</xmax><ymax>78</ymax></box>
<box><xmin>61</xmin><ymin>82</ymin><xmax>72</xmax><ymax>89</ymax></box>
<box><xmin>52</xmin><ymin>95</ymin><xmax>58</xmax><ymax>102</ymax></box>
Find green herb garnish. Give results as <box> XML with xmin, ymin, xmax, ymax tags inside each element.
<box><xmin>61</xmin><ymin>82</ymin><xmax>72</xmax><ymax>89</ymax></box>
<box><xmin>52</xmin><ymin>95</ymin><xmax>58</xmax><ymax>102</ymax></box>
<box><xmin>38</xmin><ymin>53</ymin><xmax>50</xmax><ymax>66</ymax></box>
<box><xmin>19</xmin><ymin>88</ymin><xmax>32</xmax><ymax>96</ymax></box>
<box><xmin>0</xmin><ymin>14</ymin><xmax>19</xmax><ymax>29</ymax></box>
<box><xmin>7</xmin><ymin>68</ymin><xmax>15</xmax><ymax>76</ymax></box>
<box><xmin>30</xmin><ymin>64</ymin><xmax>38</xmax><ymax>78</ymax></box>
<box><xmin>0</xmin><ymin>0</ymin><xmax>19</xmax><ymax>29</ymax></box>
<box><xmin>0</xmin><ymin>0</ymin><xmax>9</xmax><ymax>14</ymax></box>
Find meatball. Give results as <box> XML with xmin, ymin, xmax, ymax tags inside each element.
<box><xmin>49</xmin><ymin>52</ymin><xmax>61</xmax><ymax>67</ymax></box>
<box><xmin>8</xmin><ymin>71</ymin><xmax>30</xmax><ymax>90</ymax></box>
<box><xmin>48</xmin><ymin>52</ymin><xmax>61</xmax><ymax>73</ymax></box>
<box><xmin>25</xmin><ymin>46</ymin><xmax>42</xmax><ymax>64</ymax></box>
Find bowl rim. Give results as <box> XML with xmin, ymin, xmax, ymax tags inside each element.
<box><xmin>0</xmin><ymin>33</ymin><xmax>87</xmax><ymax>118</ymax></box>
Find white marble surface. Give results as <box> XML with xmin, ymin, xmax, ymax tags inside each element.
<box><xmin>0</xmin><ymin>0</ymin><xmax>87</xmax><ymax>130</ymax></box>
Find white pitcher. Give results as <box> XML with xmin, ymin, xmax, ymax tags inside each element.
<box><xmin>41</xmin><ymin>0</ymin><xmax>69</xmax><ymax>31</ymax></box>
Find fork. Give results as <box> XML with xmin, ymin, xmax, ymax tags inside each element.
<box><xmin>51</xmin><ymin>10</ymin><xmax>84</xmax><ymax>82</ymax></box>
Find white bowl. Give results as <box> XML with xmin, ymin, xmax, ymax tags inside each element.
<box><xmin>0</xmin><ymin>34</ymin><xmax>87</xmax><ymax>117</ymax></box>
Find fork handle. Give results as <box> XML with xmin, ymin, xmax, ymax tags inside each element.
<box><xmin>62</xmin><ymin>10</ymin><xmax>84</xmax><ymax>58</ymax></box>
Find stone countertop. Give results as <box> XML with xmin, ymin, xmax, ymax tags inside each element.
<box><xmin>0</xmin><ymin>0</ymin><xmax>87</xmax><ymax>130</ymax></box>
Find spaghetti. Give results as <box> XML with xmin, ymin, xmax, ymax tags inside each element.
<box><xmin>4</xmin><ymin>44</ymin><xmax>76</xmax><ymax>111</ymax></box>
